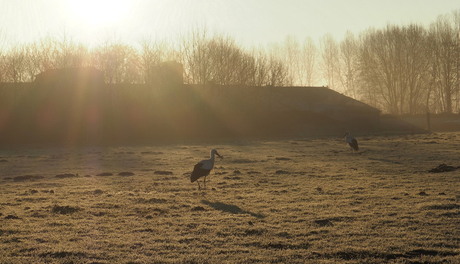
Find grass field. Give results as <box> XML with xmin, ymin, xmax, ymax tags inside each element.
<box><xmin>1</xmin><ymin>132</ymin><xmax>459</xmax><ymax>264</ymax></box>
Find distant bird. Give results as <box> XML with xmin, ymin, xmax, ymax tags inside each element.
<box><xmin>191</xmin><ymin>149</ymin><xmax>223</xmax><ymax>190</ymax></box>
<box><xmin>344</xmin><ymin>132</ymin><xmax>359</xmax><ymax>152</ymax></box>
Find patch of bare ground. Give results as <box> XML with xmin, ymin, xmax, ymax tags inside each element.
<box><xmin>0</xmin><ymin>132</ymin><xmax>459</xmax><ymax>263</ymax></box>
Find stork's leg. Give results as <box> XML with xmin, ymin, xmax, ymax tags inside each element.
<box><xmin>204</xmin><ymin>176</ymin><xmax>207</xmax><ymax>189</ymax></box>
<box><xmin>197</xmin><ymin>181</ymin><xmax>201</xmax><ymax>190</ymax></box>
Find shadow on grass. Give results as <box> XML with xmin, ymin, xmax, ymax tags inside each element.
<box><xmin>201</xmin><ymin>200</ymin><xmax>265</xmax><ymax>218</ymax></box>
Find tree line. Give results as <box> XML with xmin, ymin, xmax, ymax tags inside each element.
<box><xmin>0</xmin><ymin>11</ymin><xmax>459</xmax><ymax>114</ymax></box>
<box><xmin>0</xmin><ymin>30</ymin><xmax>289</xmax><ymax>87</ymax></box>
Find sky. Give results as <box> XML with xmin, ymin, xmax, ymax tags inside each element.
<box><xmin>0</xmin><ymin>0</ymin><xmax>458</xmax><ymax>49</ymax></box>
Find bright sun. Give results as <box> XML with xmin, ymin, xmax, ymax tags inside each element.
<box><xmin>66</xmin><ymin>0</ymin><xmax>130</xmax><ymax>28</ymax></box>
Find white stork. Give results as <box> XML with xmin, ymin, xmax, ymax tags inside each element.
<box><xmin>344</xmin><ymin>132</ymin><xmax>359</xmax><ymax>152</ymax></box>
<box><xmin>191</xmin><ymin>149</ymin><xmax>223</xmax><ymax>190</ymax></box>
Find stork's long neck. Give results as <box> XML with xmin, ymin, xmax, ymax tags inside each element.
<box><xmin>207</xmin><ymin>152</ymin><xmax>216</xmax><ymax>169</ymax></box>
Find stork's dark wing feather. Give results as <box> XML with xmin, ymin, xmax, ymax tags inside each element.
<box><xmin>191</xmin><ymin>162</ymin><xmax>211</xmax><ymax>182</ymax></box>
<box><xmin>349</xmin><ymin>138</ymin><xmax>359</xmax><ymax>151</ymax></box>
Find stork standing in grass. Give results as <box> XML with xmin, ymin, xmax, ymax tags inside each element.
<box><xmin>191</xmin><ymin>149</ymin><xmax>223</xmax><ymax>190</ymax></box>
<box><xmin>344</xmin><ymin>132</ymin><xmax>359</xmax><ymax>152</ymax></box>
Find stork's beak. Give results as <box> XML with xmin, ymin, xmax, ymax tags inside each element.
<box><xmin>216</xmin><ymin>152</ymin><xmax>223</xmax><ymax>159</ymax></box>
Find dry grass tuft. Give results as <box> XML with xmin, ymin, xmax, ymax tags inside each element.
<box><xmin>154</xmin><ymin>170</ymin><xmax>173</xmax><ymax>175</ymax></box>
<box><xmin>12</xmin><ymin>175</ymin><xmax>44</xmax><ymax>182</ymax></box>
<box><xmin>51</xmin><ymin>205</ymin><xmax>80</xmax><ymax>214</ymax></box>
<box><xmin>55</xmin><ymin>173</ymin><xmax>78</xmax><ymax>178</ymax></box>
<box><xmin>96</xmin><ymin>172</ymin><xmax>113</xmax><ymax>176</ymax></box>
<box><xmin>118</xmin><ymin>171</ymin><xmax>135</xmax><ymax>176</ymax></box>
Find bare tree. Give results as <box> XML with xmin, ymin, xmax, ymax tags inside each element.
<box><xmin>358</xmin><ymin>27</ymin><xmax>400</xmax><ymax>113</ymax></box>
<box><xmin>140</xmin><ymin>40</ymin><xmax>169</xmax><ymax>84</ymax></box>
<box><xmin>250</xmin><ymin>49</ymin><xmax>270</xmax><ymax>86</ymax></box>
<box><xmin>402</xmin><ymin>25</ymin><xmax>430</xmax><ymax>114</ymax></box>
<box><xmin>267</xmin><ymin>54</ymin><xmax>288</xmax><ymax>86</ymax></box>
<box><xmin>179</xmin><ymin>29</ymin><xmax>286</xmax><ymax>87</ymax></box>
<box><xmin>320</xmin><ymin>34</ymin><xmax>340</xmax><ymax>89</ymax></box>
<box><xmin>282</xmin><ymin>36</ymin><xmax>301</xmax><ymax>85</ymax></box>
<box><xmin>357</xmin><ymin>24</ymin><xmax>432</xmax><ymax>114</ymax></box>
<box><xmin>3</xmin><ymin>46</ymin><xmax>27</xmax><ymax>82</ymax></box>
<box><xmin>207</xmin><ymin>36</ymin><xmax>245</xmax><ymax>85</ymax></box>
<box><xmin>429</xmin><ymin>15</ymin><xmax>458</xmax><ymax>113</ymax></box>
<box><xmin>0</xmin><ymin>30</ymin><xmax>5</xmax><ymax>82</ymax></box>
<box><xmin>300</xmin><ymin>37</ymin><xmax>318</xmax><ymax>86</ymax></box>
<box><xmin>338</xmin><ymin>32</ymin><xmax>359</xmax><ymax>98</ymax></box>
<box><xmin>454</xmin><ymin>10</ymin><xmax>460</xmax><ymax>112</ymax></box>
<box><xmin>34</xmin><ymin>35</ymin><xmax>89</xmax><ymax>70</ymax></box>
<box><xmin>179</xmin><ymin>28</ymin><xmax>212</xmax><ymax>85</ymax></box>
<box><xmin>91</xmin><ymin>42</ymin><xmax>141</xmax><ymax>84</ymax></box>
